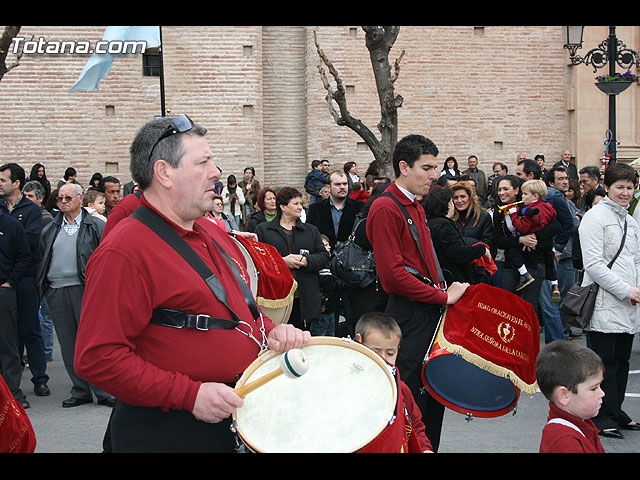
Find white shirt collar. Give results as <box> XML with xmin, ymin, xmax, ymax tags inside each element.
<box><xmin>396</xmin><ymin>183</ymin><xmax>416</xmax><ymax>202</ymax></box>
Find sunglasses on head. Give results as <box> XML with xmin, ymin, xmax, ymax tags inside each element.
<box><xmin>147</xmin><ymin>114</ymin><xmax>194</xmax><ymax>162</ymax></box>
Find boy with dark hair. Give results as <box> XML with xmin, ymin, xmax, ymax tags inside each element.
<box><xmin>536</xmin><ymin>340</ymin><xmax>606</xmax><ymax>453</ymax></box>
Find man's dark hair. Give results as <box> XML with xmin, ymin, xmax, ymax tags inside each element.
<box><xmin>311</xmin><ymin>160</ymin><xmax>321</xmax><ymax>169</ymax></box>
<box><xmin>518</xmin><ymin>158</ymin><xmax>541</xmax><ymax>179</ymax></box>
<box><xmin>392</xmin><ymin>134</ymin><xmax>439</xmax><ymax>178</ymax></box>
<box><xmin>579</xmin><ymin>165</ymin><xmax>601</xmax><ymax>180</ymax></box>
<box><xmin>0</xmin><ymin>163</ymin><xmax>26</xmax><ymax>190</ymax></box>
<box><xmin>97</xmin><ymin>176</ymin><xmax>120</xmax><ymax>193</ymax></box>
<box><xmin>546</xmin><ymin>165</ymin><xmax>568</xmax><ymax>187</ymax></box>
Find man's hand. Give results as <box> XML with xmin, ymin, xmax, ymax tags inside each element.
<box><xmin>232</xmin><ymin>230</ymin><xmax>258</xmax><ymax>242</ymax></box>
<box><xmin>282</xmin><ymin>254</ymin><xmax>306</xmax><ymax>270</ymax></box>
<box><xmin>192</xmin><ymin>382</ymin><xmax>244</xmax><ymax>423</ymax></box>
<box><xmin>267</xmin><ymin>323</ymin><xmax>311</xmax><ymax>354</ymax></box>
<box><xmin>446</xmin><ymin>281</ymin><xmax>469</xmax><ymax>305</ymax></box>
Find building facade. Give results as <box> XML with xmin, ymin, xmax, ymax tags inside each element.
<box><xmin>1</xmin><ymin>25</ymin><xmax>638</xmax><ymax>190</ymax></box>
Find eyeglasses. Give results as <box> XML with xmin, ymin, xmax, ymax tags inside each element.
<box><xmin>56</xmin><ymin>194</ymin><xmax>80</xmax><ymax>203</ymax></box>
<box><xmin>147</xmin><ymin>114</ymin><xmax>194</xmax><ymax>162</ymax></box>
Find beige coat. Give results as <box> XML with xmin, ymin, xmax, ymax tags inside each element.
<box><xmin>579</xmin><ymin>195</ymin><xmax>640</xmax><ymax>334</ymax></box>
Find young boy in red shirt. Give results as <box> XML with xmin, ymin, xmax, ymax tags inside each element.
<box><xmin>355</xmin><ymin>312</ymin><xmax>433</xmax><ymax>453</ymax></box>
<box><xmin>507</xmin><ymin>179</ymin><xmax>561</xmax><ymax>300</ymax></box>
<box><xmin>536</xmin><ymin>340</ymin><xmax>606</xmax><ymax>453</ymax></box>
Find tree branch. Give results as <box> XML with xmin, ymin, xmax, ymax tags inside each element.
<box><xmin>0</xmin><ymin>26</ymin><xmax>23</xmax><ymax>81</ymax></box>
<box><xmin>313</xmin><ymin>30</ymin><xmax>382</xmax><ymax>157</ymax></box>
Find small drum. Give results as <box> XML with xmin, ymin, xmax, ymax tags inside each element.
<box><xmin>421</xmin><ymin>330</ymin><xmax>520</xmax><ymax>419</ymax></box>
<box><xmin>420</xmin><ymin>283</ymin><xmax>540</xmax><ymax>419</ymax></box>
<box><xmin>230</xmin><ymin>236</ymin><xmax>296</xmax><ymax>325</ymax></box>
<box><xmin>233</xmin><ymin>337</ymin><xmax>406</xmax><ymax>453</ymax></box>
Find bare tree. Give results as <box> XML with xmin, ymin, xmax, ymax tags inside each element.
<box><xmin>314</xmin><ymin>26</ymin><xmax>405</xmax><ymax>178</ymax></box>
<box><xmin>0</xmin><ymin>26</ymin><xmax>23</xmax><ymax>82</ymax></box>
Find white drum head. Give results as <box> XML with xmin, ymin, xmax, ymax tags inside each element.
<box><xmin>233</xmin><ymin>337</ymin><xmax>397</xmax><ymax>453</ymax></box>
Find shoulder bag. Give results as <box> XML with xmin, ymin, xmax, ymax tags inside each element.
<box><xmin>559</xmin><ymin>220</ymin><xmax>627</xmax><ymax>329</ymax></box>
<box><xmin>329</xmin><ymin>216</ymin><xmax>377</xmax><ymax>289</ymax></box>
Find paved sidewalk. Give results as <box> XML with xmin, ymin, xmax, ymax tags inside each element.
<box><xmin>20</xmin><ymin>331</ymin><xmax>640</xmax><ymax>453</ymax></box>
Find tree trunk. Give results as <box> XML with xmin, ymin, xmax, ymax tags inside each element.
<box><xmin>315</xmin><ymin>26</ymin><xmax>404</xmax><ymax>180</ymax></box>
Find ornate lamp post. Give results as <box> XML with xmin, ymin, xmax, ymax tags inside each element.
<box><xmin>563</xmin><ymin>26</ymin><xmax>639</xmax><ymax>164</ymax></box>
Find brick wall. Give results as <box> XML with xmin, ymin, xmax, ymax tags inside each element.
<box><xmin>0</xmin><ymin>25</ymin><xmax>607</xmax><ymax>192</ymax></box>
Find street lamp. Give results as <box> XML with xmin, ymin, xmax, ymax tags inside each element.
<box><xmin>563</xmin><ymin>26</ymin><xmax>639</xmax><ymax>164</ymax></box>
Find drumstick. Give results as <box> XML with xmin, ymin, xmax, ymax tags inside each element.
<box><xmin>235</xmin><ymin>349</ymin><xmax>308</xmax><ymax>398</ymax></box>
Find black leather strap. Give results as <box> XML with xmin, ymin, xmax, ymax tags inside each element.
<box><xmin>381</xmin><ymin>192</ymin><xmax>445</xmax><ymax>288</ymax></box>
<box><xmin>150</xmin><ymin>308</ymin><xmax>237</xmax><ymax>330</ymax></box>
<box><xmin>131</xmin><ymin>206</ymin><xmax>260</xmax><ymax>329</ymax></box>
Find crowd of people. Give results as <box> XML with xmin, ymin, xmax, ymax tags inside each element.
<box><xmin>1</xmin><ymin>116</ymin><xmax>640</xmax><ymax>453</ymax></box>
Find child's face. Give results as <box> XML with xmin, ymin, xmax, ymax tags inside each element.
<box><xmin>363</xmin><ymin>330</ymin><xmax>400</xmax><ymax>365</ymax></box>
<box><xmin>521</xmin><ymin>190</ymin><xmax>539</xmax><ymax>206</ymax></box>
<box><xmin>564</xmin><ymin>371</ymin><xmax>605</xmax><ymax>420</ymax></box>
<box><xmin>90</xmin><ymin>196</ymin><xmax>106</xmax><ymax>214</ymax></box>
<box><xmin>322</xmin><ymin>239</ymin><xmax>331</xmax><ymax>254</ymax></box>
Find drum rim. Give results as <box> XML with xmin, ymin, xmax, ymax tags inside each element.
<box><xmin>233</xmin><ymin>336</ymin><xmax>398</xmax><ymax>453</ymax></box>
<box><xmin>229</xmin><ymin>236</ymin><xmax>259</xmax><ymax>296</ymax></box>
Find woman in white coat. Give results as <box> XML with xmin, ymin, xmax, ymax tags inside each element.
<box><xmin>579</xmin><ymin>162</ymin><xmax>640</xmax><ymax>439</ymax></box>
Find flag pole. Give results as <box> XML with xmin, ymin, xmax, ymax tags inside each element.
<box><xmin>158</xmin><ymin>26</ymin><xmax>166</xmax><ymax>116</ymax></box>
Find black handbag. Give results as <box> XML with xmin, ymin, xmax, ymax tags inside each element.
<box><xmin>559</xmin><ymin>220</ymin><xmax>627</xmax><ymax>329</ymax></box>
<box><xmin>329</xmin><ymin>217</ymin><xmax>377</xmax><ymax>289</ymax></box>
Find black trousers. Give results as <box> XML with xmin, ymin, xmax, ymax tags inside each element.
<box><xmin>589</xmin><ymin>331</ymin><xmax>634</xmax><ymax>431</ymax></box>
<box><xmin>385</xmin><ymin>294</ymin><xmax>445</xmax><ymax>452</ymax></box>
<box><xmin>108</xmin><ymin>400</ymin><xmax>236</xmax><ymax>453</ymax></box>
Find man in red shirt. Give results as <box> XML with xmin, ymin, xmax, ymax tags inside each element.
<box><xmin>366</xmin><ymin>134</ymin><xmax>469</xmax><ymax>452</ymax></box>
<box><xmin>75</xmin><ymin>115</ymin><xmax>309</xmax><ymax>453</ymax></box>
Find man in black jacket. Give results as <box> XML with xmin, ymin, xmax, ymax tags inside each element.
<box><xmin>37</xmin><ymin>183</ymin><xmax>115</xmax><ymax>408</ymax></box>
<box><xmin>0</xmin><ymin>208</ymin><xmax>32</xmax><ymax>408</ymax></box>
<box><xmin>0</xmin><ymin>163</ymin><xmax>49</xmax><ymax>398</ymax></box>
<box><xmin>307</xmin><ymin>170</ymin><xmax>365</xmax><ymax>335</ymax></box>
<box><xmin>307</xmin><ymin>170</ymin><xmax>365</xmax><ymax>249</ymax></box>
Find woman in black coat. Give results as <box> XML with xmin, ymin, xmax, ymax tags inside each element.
<box><xmin>255</xmin><ymin>187</ymin><xmax>329</xmax><ymax>331</ymax></box>
<box><xmin>423</xmin><ymin>186</ymin><xmax>489</xmax><ymax>286</ymax></box>
<box><xmin>491</xmin><ymin>175</ymin><xmax>561</xmax><ymax>314</ymax></box>
<box><xmin>450</xmin><ymin>181</ymin><xmax>494</xmax><ymax>283</ymax></box>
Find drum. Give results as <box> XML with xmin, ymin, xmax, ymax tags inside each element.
<box><xmin>230</xmin><ymin>236</ymin><xmax>296</xmax><ymax>325</ymax></box>
<box><xmin>421</xmin><ymin>327</ymin><xmax>520</xmax><ymax>419</ymax></box>
<box><xmin>233</xmin><ymin>337</ymin><xmax>407</xmax><ymax>453</ymax></box>
<box><xmin>420</xmin><ymin>284</ymin><xmax>539</xmax><ymax>419</ymax></box>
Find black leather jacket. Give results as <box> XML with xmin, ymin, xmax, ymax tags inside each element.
<box><xmin>36</xmin><ymin>208</ymin><xmax>104</xmax><ymax>295</ymax></box>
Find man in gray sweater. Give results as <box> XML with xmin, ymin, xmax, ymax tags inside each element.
<box><xmin>37</xmin><ymin>183</ymin><xmax>115</xmax><ymax>408</ymax></box>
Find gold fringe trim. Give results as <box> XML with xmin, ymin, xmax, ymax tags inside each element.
<box><xmin>256</xmin><ymin>280</ymin><xmax>298</xmax><ymax>309</ymax></box>
<box><xmin>437</xmin><ymin>314</ymin><xmax>539</xmax><ymax>395</ymax></box>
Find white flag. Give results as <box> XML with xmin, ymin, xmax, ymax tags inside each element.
<box><xmin>69</xmin><ymin>26</ymin><xmax>160</xmax><ymax>92</ymax></box>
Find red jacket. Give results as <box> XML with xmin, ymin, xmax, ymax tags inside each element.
<box><xmin>539</xmin><ymin>402</ymin><xmax>605</xmax><ymax>453</ymax></box>
<box><xmin>349</xmin><ymin>189</ymin><xmax>371</xmax><ymax>202</ymax></box>
<box><xmin>366</xmin><ymin>183</ymin><xmax>447</xmax><ymax>305</ymax></box>
<box><xmin>401</xmin><ymin>380</ymin><xmax>432</xmax><ymax>452</ymax></box>
<box><xmin>75</xmin><ymin>195</ymin><xmax>276</xmax><ymax>413</ymax></box>
<box><xmin>509</xmin><ymin>199</ymin><xmax>557</xmax><ymax>235</ymax></box>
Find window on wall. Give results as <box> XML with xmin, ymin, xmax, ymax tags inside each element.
<box><xmin>143</xmin><ymin>48</ymin><xmax>160</xmax><ymax>77</ymax></box>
